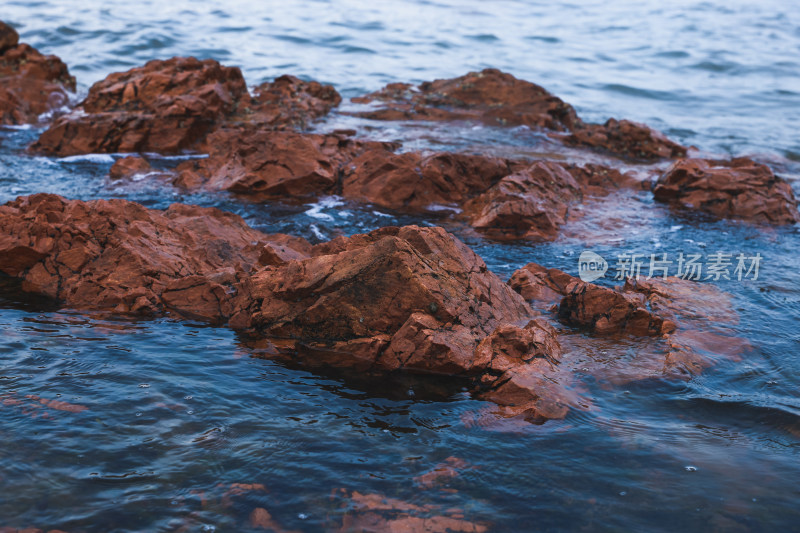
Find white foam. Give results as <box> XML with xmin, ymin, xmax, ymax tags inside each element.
<box><xmin>59</xmin><ymin>153</ymin><xmax>115</xmax><ymax>163</ymax></box>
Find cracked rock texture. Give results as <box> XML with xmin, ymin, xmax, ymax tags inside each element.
<box><xmin>653</xmin><ymin>157</ymin><xmax>800</xmax><ymax>224</ymax></box>
<box><xmin>30</xmin><ymin>57</ymin><xmax>341</xmax><ymax>156</ymax></box>
<box><xmin>0</xmin><ymin>20</ymin><xmax>76</xmax><ymax>125</ymax></box>
<box><xmin>352</xmin><ymin>68</ymin><xmax>687</xmax><ymax>160</ymax></box>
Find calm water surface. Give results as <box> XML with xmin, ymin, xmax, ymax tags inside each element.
<box><xmin>1</xmin><ymin>1</ymin><xmax>800</xmax><ymax>531</ymax></box>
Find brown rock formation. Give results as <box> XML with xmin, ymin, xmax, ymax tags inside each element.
<box><xmin>0</xmin><ymin>193</ymin><xmax>305</xmax><ymax>320</ymax></box>
<box><xmin>237</xmin><ymin>74</ymin><xmax>341</xmax><ymax>129</ymax></box>
<box><xmin>564</xmin><ymin>118</ymin><xmax>686</xmax><ymax>160</ymax></box>
<box><xmin>508</xmin><ymin>263</ymin><xmax>577</xmax><ymax>307</ymax></box>
<box><xmin>0</xmin><ymin>20</ymin><xmax>76</xmax><ymax>125</ymax></box>
<box><xmin>109</xmin><ymin>156</ymin><xmax>152</xmax><ymax>180</ymax></box>
<box><xmin>653</xmin><ymin>157</ymin><xmax>800</xmax><ymax>224</ymax></box>
<box><xmin>352</xmin><ymin>68</ymin><xmax>580</xmax><ymax>131</ymax></box>
<box><xmin>230</xmin><ymin>225</ymin><xmax>535</xmax><ymax>377</ymax></box>
<box><xmin>167</xmin><ymin>125</ymin><xmax>635</xmax><ymax>243</ymax></box>
<box><xmin>558</xmin><ymin>279</ymin><xmax>676</xmax><ymax>336</ymax></box>
<box><xmin>1</xmin><ymin>196</ymin><xmax>574</xmax><ymax>421</ymax></box>
<box><xmin>462</xmin><ymin>161</ymin><xmax>582</xmax><ymax>241</ymax></box>
<box><xmin>341</xmin><ymin>150</ymin><xmax>520</xmax><ymax>211</ymax></box>
<box><xmin>352</xmin><ymin>69</ymin><xmax>687</xmax><ymax>160</ymax></box>
<box><xmin>172</xmin><ymin>127</ymin><xmax>396</xmax><ymax>199</ymax></box>
<box><xmin>30</xmin><ymin>57</ymin><xmax>341</xmax><ymax>156</ymax></box>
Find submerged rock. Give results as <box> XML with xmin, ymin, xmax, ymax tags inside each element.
<box><xmin>509</xmin><ymin>262</ymin><xmax>745</xmax><ymax>382</ymax></box>
<box><xmin>0</xmin><ymin>20</ymin><xmax>76</xmax><ymax>125</ymax></box>
<box><xmin>352</xmin><ymin>68</ymin><xmax>687</xmax><ymax>160</ymax></box>
<box><xmin>653</xmin><ymin>157</ymin><xmax>800</xmax><ymax>224</ymax></box>
<box><xmin>331</xmin><ymin>489</ymin><xmax>488</xmax><ymax>533</ymax></box>
<box><xmin>30</xmin><ymin>57</ymin><xmax>341</xmax><ymax>156</ymax></box>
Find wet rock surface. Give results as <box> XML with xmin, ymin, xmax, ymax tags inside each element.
<box><xmin>653</xmin><ymin>157</ymin><xmax>800</xmax><ymax>224</ymax></box>
<box><xmin>462</xmin><ymin>161</ymin><xmax>582</xmax><ymax>241</ymax></box>
<box><xmin>331</xmin><ymin>489</ymin><xmax>488</xmax><ymax>533</ymax></box>
<box><xmin>564</xmin><ymin>118</ymin><xmax>687</xmax><ymax>160</ymax></box>
<box><xmin>0</xmin><ymin>20</ymin><xmax>75</xmax><ymax>125</ymax></box>
<box><xmin>30</xmin><ymin>57</ymin><xmax>341</xmax><ymax>156</ymax></box>
<box><xmin>0</xmin><ymin>196</ymin><xmax>574</xmax><ymax>420</ymax></box>
<box><xmin>172</xmin><ymin>127</ymin><xmax>396</xmax><ymax>199</ymax></box>
<box><xmin>352</xmin><ymin>68</ymin><xmax>687</xmax><ymax>160</ymax></box>
<box><xmin>509</xmin><ymin>262</ymin><xmax>745</xmax><ymax>383</ymax></box>
<box><xmin>341</xmin><ymin>150</ymin><xmax>520</xmax><ymax>211</ymax></box>
<box><xmin>230</xmin><ymin>225</ymin><xmax>535</xmax><ymax>377</ymax></box>
<box><xmin>558</xmin><ymin>279</ymin><xmax>676</xmax><ymax>337</ymax></box>
<box><xmin>108</xmin><ymin>155</ymin><xmax>152</xmax><ymax>180</ymax></box>
<box><xmin>352</xmin><ymin>68</ymin><xmax>580</xmax><ymax>132</ymax></box>
<box><xmin>0</xmin><ymin>193</ymin><xmax>287</xmax><ymax>320</ymax></box>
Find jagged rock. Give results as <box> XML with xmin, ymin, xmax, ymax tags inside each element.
<box><xmin>229</xmin><ymin>225</ymin><xmax>535</xmax><ymax>377</ymax></box>
<box><xmin>30</xmin><ymin>57</ymin><xmax>341</xmax><ymax>156</ymax></box>
<box><xmin>564</xmin><ymin>118</ymin><xmax>687</xmax><ymax>160</ymax></box>
<box><xmin>508</xmin><ymin>263</ymin><xmax>577</xmax><ymax>306</ymax></box>
<box><xmin>462</xmin><ymin>161</ymin><xmax>582</xmax><ymax>241</ymax></box>
<box><xmin>236</xmin><ymin>74</ymin><xmax>342</xmax><ymax>129</ymax></box>
<box><xmin>352</xmin><ymin>68</ymin><xmax>580</xmax><ymax>131</ymax></box>
<box><xmin>0</xmin><ymin>193</ymin><xmax>304</xmax><ymax>320</ymax></box>
<box><xmin>653</xmin><ymin>157</ymin><xmax>800</xmax><ymax>224</ymax></box>
<box><xmin>558</xmin><ymin>280</ymin><xmax>676</xmax><ymax>336</ymax></box>
<box><xmin>342</xmin><ymin>150</ymin><xmax>520</xmax><ymax>211</ymax></box>
<box><xmin>352</xmin><ymin>69</ymin><xmax>687</xmax><ymax>160</ymax></box>
<box><xmin>172</xmin><ymin>127</ymin><xmax>395</xmax><ymax>198</ymax></box>
<box><xmin>0</xmin><ymin>20</ymin><xmax>75</xmax><ymax>125</ymax></box>
<box><xmin>109</xmin><ymin>156</ymin><xmax>152</xmax><ymax>180</ymax></box>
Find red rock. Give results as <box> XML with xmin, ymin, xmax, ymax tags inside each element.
<box><xmin>508</xmin><ymin>263</ymin><xmax>577</xmax><ymax>307</ymax></box>
<box><xmin>653</xmin><ymin>157</ymin><xmax>800</xmax><ymax>224</ymax></box>
<box><xmin>30</xmin><ymin>57</ymin><xmax>342</xmax><ymax>156</ymax></box>
<box><xmin>109</xmin><ymin>156</ymin><xmax>152</xmax><ymax>180</ymax></box>
<box><xmin>0</xmin><ymin>21</ymin><xmax>19</xmax><ymax>53</ymax></box>
<box><xmin>564</xmin><ymin>118</ymin><xmax>687</xmax><ymax>160</ymax></box>
<box><xmin>172</xmin><ymin>127</ymin><xmax>395</xmax><ymax>199</ymax></box>
<box><xmin>0</xmin><ymin>193</ymin><xmax>305</xmax><ymax>320</ymax></box>
<box><xmin>352</xmin><ymin>68</ymin><xmax>580</xmax><ymax>131</ymax></box>
<box><xmin>558</xmin><ymin>280</ymin><xmax>675</xmax><ymax>336</ymax></box>
<box><xmin>230</xmin><ymin>225</ymin><xmax>535</xmax><ymax>377</ymax></box>
<box><xmin>332</xmin><ymin>489</ymin><xmax>488</xmax><ymax>533</ymax></box>
<box><xmin>352</xmin><ymin>69</ymin><xmax>686</xmax><ymax>160</ymax></box>
<box><xmin>472</xmin><ymin>318</ymin><xmax>575</xmax><ymax>421</ymax></box>
<box><xmin>342</xmin><ymin>150</ymin><xmax>519</xmax><ymax>211</ymax></box>
<box><xmin>250</xmin><ymin>508</ymin><xmax>297</xmax><ymax>532</ymax></box>
<box><xmin>462</xmin><ymin>161</ymin><xmax>582</xmax><ymax>241</ymax></box>
<box><xmin>0</xmin><ymin>22</ymin><xmax>75</xmax><ymax>125</ymax></box>
<box><xmin>237</xmin><ymin>74</ymin><xmax>342</xmax><ymax>129</ymax></box>
<box><xmin>563</xmin><ymin>162</ymin><xmax>639</xmax><ymax>196</ymax></box>
<box><xmin>413</xmin><ymin>457</ymin><xmax>470</xmax><ymax>489</ymax></box>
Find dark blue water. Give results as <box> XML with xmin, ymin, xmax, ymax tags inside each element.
<box><xmin>2</xmin><ymin>1</ymin><xmax>800</xmax><ymax>531</ymax></box>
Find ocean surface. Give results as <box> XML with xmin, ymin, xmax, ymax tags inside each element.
<box><xmin>1</xmin><ymin>1</ymin><xmax>800</xmax><ymax>531</ymax></box>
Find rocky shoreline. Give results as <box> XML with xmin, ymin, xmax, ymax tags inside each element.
<box><xmin>1</xmin><ymin>20</ymin><xmax>798</xmax><ymax>430</ymax></box>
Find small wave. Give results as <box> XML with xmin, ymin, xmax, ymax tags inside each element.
<box><xmin>59</xmin><ymin>153</ymin><xmax>115</xmax><ymax>164</ymax></box>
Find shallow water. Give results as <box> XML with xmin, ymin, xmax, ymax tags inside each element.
<box><xmin>2</xmin><ymin>1</ymin><xmax>800</xmax><ymax>531</ymax></box>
